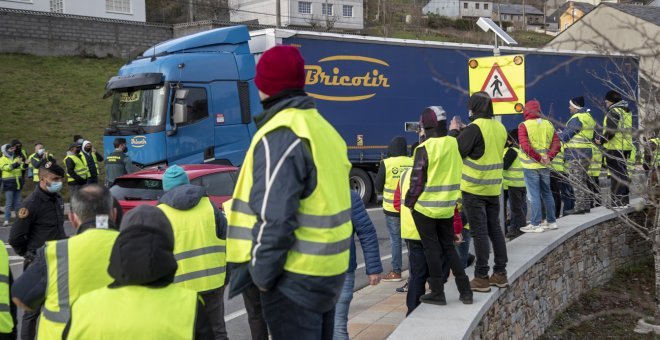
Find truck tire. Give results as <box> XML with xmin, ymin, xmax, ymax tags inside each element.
<box><xmin>350</xmin><ymin>168</ymin><xmax>372</xmax><ymax>205</ymax></box>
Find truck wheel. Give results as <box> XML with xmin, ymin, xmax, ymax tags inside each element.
<box><xmin>350</xmin><ymin>168</ymin><xmax>372</xmax><ymax>204</ymax></box>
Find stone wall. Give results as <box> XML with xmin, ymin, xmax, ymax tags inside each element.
<box><xmin>0</xmin><ymin>8</ymin><xmax>172</xmax><ymax>58</ymax></box>
<box><xmin>471</xmin><ymin>213</ymin><xmax>651</xmax><ymax>340</ymax></box>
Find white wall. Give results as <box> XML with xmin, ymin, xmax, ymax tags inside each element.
<box><xmin>65</xmin><ymin>0</ymin><xmax>146</xmax><ymax>21</ymax></box>
<box><xmin>423</xmin><ymin>0</ymin><xmax>460</xmax><ymax>18</ymax></box>
<box><xmin>0</xmin><ymin>0</ymin><xmax>50</xmax><ymax>11</ymax></box>
<box><xmin>459</xmin><ymin>1</ymin><xmax>492</xmax><ymax>18</ymax></box>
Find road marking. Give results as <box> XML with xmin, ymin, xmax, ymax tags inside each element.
<box><xmin>366</xmin><ymin>207</ymin><xmax>381</xmax><ymax>212</ymax></box>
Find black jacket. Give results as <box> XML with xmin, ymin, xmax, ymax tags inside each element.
<box><xmin>233</xmin><ymin>91</ymin><xmax>344</xmax><ymax>313</ymax></box>
<box><xmin>449</xmin><ymin>94</ymin><xmax>506</xmax><ymax>160</ymax></box>
<box><xmin>9</xmin><ymin>186</ymin><xmax>66</xmax><ymax>257</ymax></box>
<box><xmin>375</xmin><ymin>136</ymin><xmax>409</xmax><ymax>216</ymax></box>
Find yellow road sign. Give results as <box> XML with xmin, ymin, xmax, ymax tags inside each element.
<box><xmin>468</xmin><ymin>55</ymin><xmax>525</xmax><ymax>115</ymax></box>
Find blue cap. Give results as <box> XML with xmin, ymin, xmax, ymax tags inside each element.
<box><xmin>162</xmin><ymin>165</ymin><xmax>189</xmax><ymax>191</ymax></box>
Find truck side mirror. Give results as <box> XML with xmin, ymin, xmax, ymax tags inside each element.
<box><xmin>173</xmin><ymin>103</ymin><xmax>187</xmax><ymax>125</ymax></box>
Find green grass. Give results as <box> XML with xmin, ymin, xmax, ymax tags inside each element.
<box><xmin>0</xmin><ymin>54</ymin><xmax>124</xmax><ymax>160</ymax></box>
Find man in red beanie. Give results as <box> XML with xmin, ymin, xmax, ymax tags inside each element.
<box><xmin>225</xmin><ymin>45</ymin><xmax>353</xmax><ymax>340</ymax></box>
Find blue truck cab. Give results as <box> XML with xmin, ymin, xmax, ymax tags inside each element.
<box><xmin>103</xmin><ymin>25</ymin><xmax>259</xmax><ymax>167</ymax></box>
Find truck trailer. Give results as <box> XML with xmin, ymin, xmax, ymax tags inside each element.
<box><xmin>103</xmin><ymin>25</ymin><xmax>638</xmax><ymax>202</ymax></box>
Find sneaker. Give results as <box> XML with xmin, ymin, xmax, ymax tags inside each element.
<box><xmin>470</xmin><ymin>277</ymin><xmax>491</xmax><ymax>292</ymax></box>
<box><xmin>382</xmin><ymin>271</ymin><xmax>403</xmax><ymax>282</ymax></box>
<box><xmin>395</xmin><ymin>282</ymin><xmax>408</xmax><ymax>293</ymax></box>
<box><xmin>543</xmin><ymin>223</ymin><xmax>558</xmax><ymax>230</ymax></box>
<box><xmin>489</xmin><ymin>272</ymin><xmax>509</xmax><ymax>288</ymax></box>
<box><xmin>2</xmin><ymin>221</ymin><xmax>8</xmax><ymax>227</ymax></box>
<box><xmin>520</xmin><ymin>224</ymin><xmax>544</xmax><ymax>233</ymax></box>
<box><xmin>541</xmin><ymin>220</ymin><xmax>548</xmax><ymax>227</ymax></box>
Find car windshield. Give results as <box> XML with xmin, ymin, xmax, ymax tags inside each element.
<box><xmin>110</xmin><ymin>87</ymin><xmax>167</xmax><ymax>127</ymax></box>
<box><xmin>110</xmin><ymin>178</ymin><xmax>164</xmax><ymax>201</ymax></box>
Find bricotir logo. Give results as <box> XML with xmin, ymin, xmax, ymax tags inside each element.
<box><xmin>305</xmin><ymin>56</ymin><xmax>391</xmax><ymax>101</ymax></box>
<box><xmin>131</xmin><ymin>136</ymin><xmax>147</xmax><ymax>148</ymax></box>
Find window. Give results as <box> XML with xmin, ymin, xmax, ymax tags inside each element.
<box><xmin>50</xmin><ymin>0</ymin><xmax>63</xmax><ymax>13</ymax></box>
<box><xmin>106</xmin><ymin>0</ymin><xmax>131</xmax><ymax>13</ymax></box>
<box><xmin>475</xmin><ymin>3</ymin><xmax>479</xmax><ymax>9</ymax></box>
<box><xmin>173</xmin><ymin>87</ymin><xmax>209</xmax><ymax>126</ymax></box>
<box><xmin>484</xmin><ymin>3</ymin><xmax>488</xmax><ymax>10</ymax></box>
<box><xmin>298</xmin><ymin>1</ymin><xmax>311</xmax><ymax>14</ymax></box>
<box><xmin>463</xmin><ymin>3</ymin><xmax>468</xmax><ymax>8</ymax></box>
<box><xmin>343</xmin><ymin>5</ymin><xmax>353</xmax><ymax>17</ymax></box>
<box><xmin>110</xmin><ymin>178</ymin><xmax>164</xmax><ymax>201</ymax></box>
<box><xmin>191</xmin><ymin>171</ymin><xmax>237</xmax><ymax>196</ymax></box>
<box><xmin>322</xmin><ymin>3</ymin><xmax>333</xmax><ymax>16</ymax></box>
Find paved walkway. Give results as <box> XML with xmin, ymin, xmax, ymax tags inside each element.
<box><xmin>347</xmin><ymin>272</ymin><xmax>409</xmax><ymax>339</ymax></box>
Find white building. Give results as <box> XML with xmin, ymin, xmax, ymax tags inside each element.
<box><xmin>423</xmin><ymin>0</ymin><xmax>460</xmax><ymax>18</ymax></box>
<box><xmin>229</xmin><ymin>0</ymin><xmax>364</xmax><ymax>30</ymax></box>
<box><xmin>459</xmin><ymin>0</ymin><xmax>493</xmax><ymax>19</ymax></box>
<box><xmin>0</xmin><ymin>0</ymin><xmax>146</xmax><ymax>21</ymax></box>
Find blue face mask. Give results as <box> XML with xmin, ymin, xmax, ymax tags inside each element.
<box><xmin>47</xmin><ymin>181</ymin><xmax>63</xmax><ymax>193</ymax></box>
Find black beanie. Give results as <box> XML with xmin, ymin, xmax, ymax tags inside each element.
<box><xmin>569</xmin><ymin>96</ymin><xmax>585</xmax><ymax>109</ymax></box>
<box><xmin>605</xmin><ymin>90</ymin><xmax>622</xmax><ymax>103</ymax></box>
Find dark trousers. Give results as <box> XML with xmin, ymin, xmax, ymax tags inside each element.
<box><xmin>506</xmin><ymin>187</ymin><xmax>527</xmax><ymax>234</ymax></box>
<box><xmin>242</xmin><ymin>283</ymin><xmax>268</xmax><ymax>340</ymax></box>
<box><xmin>605</xmin><ymin>149</ymin><xmax>631</xmax><ymax>206</ymax></box>
<box><xmin>21</xmin><ymin>261</ymin><xmax>38</xmax><ymax>340</ymax></box>
<box><xmin>405</xmin><ymin>240</ymin><xmax>429</xmax><ymax>316</ymax></box>
<box><xmin>588</xmin><ymin>176</ymin><xmax>601</xmax><ymax>207</ymax></box>
<box><xmin>411</xmin><ymin>211</ymin><xmax>466</xmax><ymax>281</ymax></box>
<box><xmin>549</xmin><ymin>172</ymin><xmax>563</xmax><ymax>217</ymax></box>
<box><xmin>200</xmin><ymin>286</ymin><xmax>228</xmax><ymax>340</ymax></box>
<box><xmin>261</xmin><ymin>289</ymin><xmax>335</xmax><ymax>340</ymax></box>
<box><xmin>462</xmin><ymin>192</ymin><xmax>508</xmax><ymax>278</ymax></box>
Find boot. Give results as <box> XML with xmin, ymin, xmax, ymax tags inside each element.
<box><xmin>456</xmin><ymin>276</ymin><xmax>473</xmax><ymax>304</ymax></box>
<box><xmin>420</xmin><ymin>278</ymin><xmax>446</xmax><ymax>305</ymax></box>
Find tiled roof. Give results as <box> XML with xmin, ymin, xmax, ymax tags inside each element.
<box><xmin>495</xmin><ymin>3</ymin><xmax>544</xmax><ymax>15</ymax></box>
<box><xmin>604</xmin><ymin>3</ymin><xmax>660</xmax><ymax>26</ymax></box>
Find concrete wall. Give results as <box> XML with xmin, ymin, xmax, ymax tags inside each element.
<box><xmin>423</xmin><ymin>0</ymin><xmax>460</xmax><ymax>18</ymax></box>
<box><xmin>0</xmin><ymin>8</ymin><xmax>171</xmax><ymax>58</ymax></box>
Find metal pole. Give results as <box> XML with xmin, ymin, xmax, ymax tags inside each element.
<box><xmin>188</xmin><ymin>0</ymin><xmax>194</xmax><ymax>22</ymax></box>
<box><xmin>276</xmin><ymin>0</ymin><xmax>281</xmax><ymax>27</ymax></box>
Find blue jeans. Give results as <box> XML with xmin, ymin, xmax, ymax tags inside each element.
<box><xmin>4</xmin><ymin>190</ymin><xmax>21</xmax><ymax>223</ymax></box>
<box><xmin>384</xmin><ymin>215</ymin><xmax>402</xmax><ymax>273</ymax></box>
<box><xmin>333</xmin><ymin>271</ymin><xmax>355</xmax><ymax>340</ymax></box>
<box><xmin>524</xmin><ymin>168</ymin><xmax>556</xmax><ymax>226</ymax></box>
<box><xmin>455</xmin><ymin>228</ymin><xmax>472</xmax><ymax>268</ymax></box>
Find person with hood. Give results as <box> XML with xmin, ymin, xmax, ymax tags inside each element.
<box><xmin>11</xmin><ymin>183</ymin><xmax>114</xmax><ymax>340</ymax></box>
<box><xmin>333</xmin><ymin>190</ymin><xmax>382</xmax><ymax>340</ymax></box>
<box><xmin>502</xmin><ymin>129</ymin><xmax>526</xmax><ymax>239</ymax></box>
<box><xmin>63</xmin><ymin>208</ymin><xmax>214</xmax><ymax>339</ymax></box>
<box><xmin>449</xmin><ymin>91</ymin><xmax>508</xmax><ymax>293</ymax></box>
<box><xmin>28</xmin><ymin>143</ymin><xmax>56</xmax><ymax>183</ymax></box>
<box><xmin>1</xmin><ymin>142</ymin><xmax>29</xmax><ymax>227</ymax></box>
<box><xmin>558</xmin><ymin>96</ymin><xmax>596</xmax><ymax>214</ymax></box>
<box><xmin>104</xmin><ymin>138</ymin><xmax>137</xmax><ymax>187</ymax></box>
<box><xmin>597</xmin><ymin>90</ymin><xmax>634</xmax><ymax>207</ymax></box>
<box><xmin>80</xmin><ymin>141</ymin><xmax>104</xmax><ymax>184</ymax></box>
<box><xmin>375</xmin><ymin>136</ymin><xmax>412</xmax><ymax>282</ymax></box>
<box><xmin>518</xmin><ymin>100</ymin><xmax>562</xmax><ymax>233</ymax></box>
<box><xmin>64</xmin><ymin>143</ymin><xmax>88</xmax><ymax>193</ymax></box>
<box><xmin>157</xmin><ymin>165</ymin><xmax>228</xmax><ymax>340</ymax></box>
<box><xmin>225</xmin><ymin>45</ymin><xmax>352</xmax><ymax>339</ymax></box>
<box><xmin>405</xmin><ymin>106</ymin><xmax>472</xmax><ymax>306</ymax></box>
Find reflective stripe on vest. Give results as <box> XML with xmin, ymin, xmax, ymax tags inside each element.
<box><xmin>551</xmin><ymin>148</ymin><xmax>565</xmax><ymax>173</ymax></box>
<box><xmin>399</xmin><ymin>169</ymin><xmax>420</xmax><ymax>240</ymax></box>
<box><xmin>0</xmin><ymin>156</ymin><xmax>23</xmax><ymax>190</ymax></box>
<box><xmin>603</xmin><ymin>106</ymin><xmax>634</xmax><ymax>151</ymax></box>
<box><xmin>502</xmin><ymin>147</ymin><xmax>525</xmax><ymax>188</ymax></box>
<box><xmin>158</xmin><ymin>196</ymin><xmax>226</xmax><ymax>292</ymax></box>
<box><xmin>64</xmin><ymin>155</ymin><xmax>88</xmax><ymax>182</ymax></box>
<box><xmin>226</xmin><ymin>107</ymin><xmax>352</xmax><ymax>277</ymax></box>
<box><xmin>38</xmin><ymin>229</ymin><xmax>118</xmax><ymax>339</ymax></box>
<box><xmin>460</xmin><ymin>118</ymin><xmax>507</xmax><ymax>196</ymax></box>
<box><xmin>519</xmin><ymin>119</ymin><xmax>556</xmax><ymax>170</ymax></box>
<box><xmin>66</xmin><ymin>285</ymin><xmax>197</xmax><ymax>340</ymax></box>
<box><xmin>566</xmin><ymin>112</ymin><xmax>596</xmax><ymax>149</ymax></box>
<box><xmin>0</xmin><ymin>243</ymin><xmax>12</xmax><ymax>333</ymax></box>
<box><xmin>413</xmin><ymin>137</ymin><xmax>462</xmax><ymax>219</ymax></box>
<box><xmin>382</xmin><ymin>156</ymin><xmax>413</xmax><ymax>212</ymax></box>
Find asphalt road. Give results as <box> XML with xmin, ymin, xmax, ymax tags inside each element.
<box><xmin>0</xmin><ymin>206</ymin><xmax>403</xmax><ymax>340</ymax></box>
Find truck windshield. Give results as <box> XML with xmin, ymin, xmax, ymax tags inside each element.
<box><xmin>110</xmin><ymin>87</ymin><xmax>167</xmax><ymax>127</ymax></box>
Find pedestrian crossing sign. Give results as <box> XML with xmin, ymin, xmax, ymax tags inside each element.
<box><xmin>468</xmin><ymin>55</ymin><xmax>525</xmax><ymax>115</ymax></box>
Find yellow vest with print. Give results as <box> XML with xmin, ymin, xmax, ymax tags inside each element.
<box><xmin>566</xmin><ymin>112</ymin><xmax>596</xmax><ymax>149</ymax></box>
<box><xmin>66</xmin><ymin>285</ymin><xmax>197</xmax><ymax>340</ymax></box>
<box><xmin>226</xmin><ymin>107</ymin><xmax>352</xmax><ymax>277</ymax></box>
<box><xmin>519</xmin><ymin>119</ymin><xmax>556</xmax><ymax>170</ymax></box>
<box><xmin>158</xmin><ymin>197</ymin><xmax>226</xmax><ymax>293</ymax></box>
<box><xmin>603</xmin><ymin>106</ymin><xmax>633</xmax><ymax>151</ymax></box>
<box><xmin>37</xmin><ymin>228</ymin><xmax>118</xmax><ymax>340</ymax></box>
<box><xmin>503</xmin><ymin>146</ymin><xmax>525</xmax><ymax>188</ymax></box>
<box><xmin>461</xmin><ymin>118</ymin><xmax>507</xmax><ymax>196</ymax></box>
<box><xmin>382</xmin><ymin>156</ymin><xmax>413</xmax><ymax>213</ymax></box>
<box><xmin>413</xmin><ymin>137</ymin><xmax>462</xmax><ymax>219</ymax></box>
<box><xmin>64</xmin><ymin>154</ymin><xmax>89</xmax><ymax>183</ymax></box>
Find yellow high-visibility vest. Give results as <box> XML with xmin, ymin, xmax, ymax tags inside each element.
<box><xmin>503</xmin><ymin>146</ymin><xmax>525</xmax><ymax>188</ymax></box>
<box><xmin>64</xmin><ymin>154</ymin><xmax>89</xmax><ymax>183</ymax></box>
<box><xmin>382</xmin><ymin>156</ymin><xmax>413</xmax><ymax>213</ymax></box>
<box><xmin>226</xmin><ymin>107</ymin><xmax>352</xmax><ymax>277</ymax></box>
<box><xmin>519</xmin><ymin>119</ymin><xmax>556</xmax><ymax>170</ymax></box>
<box><xmin>603</xmin><ymin>106</ymin><xmax>633</xmax><ymax>151</ymax></box>
<box><xmin>461</xmin><ymin>118</ymin><xmax>507</xmax><ymax>196</ymax></box>
<box><xmin>0</xmin><ymin>243</ymin><xmax>12</xmax><ymax>334</ymax></box>
<box><xmin>566</xmin><ymin>112</ymin><xmax>596</xmax><ymax>149</ymax></box>
<box><xmin>399</xmin><ymin>168</ymin><xmax>420</xmax><ymax>241</ymax></box>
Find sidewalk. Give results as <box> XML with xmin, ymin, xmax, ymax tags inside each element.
<box><xmin>347</xmin><ymin>272</ymin><xmax>409</xmax><ymax>339</ymax></box>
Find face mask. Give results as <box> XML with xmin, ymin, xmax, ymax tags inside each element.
<box><xmin>37</xmin><ymin>149</ymin><xmax>45</xmax><ymax>156</ymax></box>
<box><xmin>47</xmin><ymin>181</ymin><xmax>63</xmax><ymax>193</ymax></box>
<box><xmin>468</xmin><ymin>110</ymin><xmax>476</xmax><ymax>122</ymax></box>
<box><xmin>84</xmin><ymin>147</ymin><xmax>92</xmax><ymax>153</ymax></box>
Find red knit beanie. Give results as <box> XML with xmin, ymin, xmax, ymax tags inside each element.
<box><xmin>255</xmin><ymin>45</ymin><xmax>306</xmax><ymax>96</ymax></box>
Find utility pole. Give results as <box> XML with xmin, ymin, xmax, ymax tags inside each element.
<box><xmin>522</xmin><ymin>0</ymin><xmax>526</xmax><ymax>31</ymax></box>
<box><xmin>276</xmin><ymin>0</ymin><xmax>281</xmax><ymax>27</ymax></box>
<box><xmin>188</xmin><ymin>0</ymin><xmax>194</xmax><ymax>22</ymax></box>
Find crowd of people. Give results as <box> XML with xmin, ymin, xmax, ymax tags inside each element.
<box><xmin>0</xmin><ymin>43</ymin><xmax>658</xmax><ymax>340</ymax></box>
